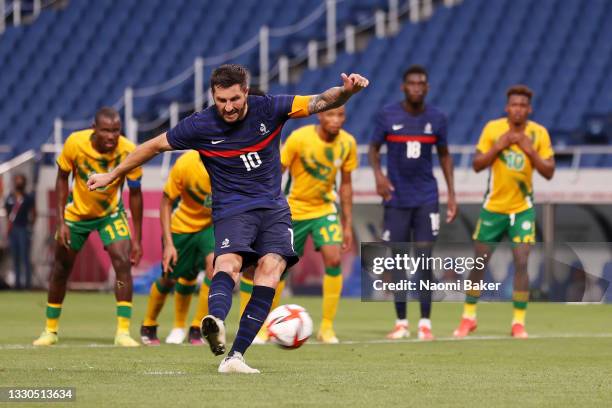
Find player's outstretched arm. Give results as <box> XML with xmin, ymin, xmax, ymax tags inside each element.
<box><xmin>87</xmin><ymin>133</ymin><xmax>173</xmax><ymax>190</ymax></box>
<box><xmin>307</xmin><ymin>73</ymin><xmax>369</xmax><ymax>115</ymax></box>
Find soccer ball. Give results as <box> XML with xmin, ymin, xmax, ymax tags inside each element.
<box><xmin>266</xmin><ymin>304</ymin><xmax>313</xmax><ymax>349</ymax></box>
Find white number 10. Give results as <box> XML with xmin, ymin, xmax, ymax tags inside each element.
<box><xmin>240</xmin><ymin>152</ymin><xmax>262</xmax><ymax>171</ymax></box>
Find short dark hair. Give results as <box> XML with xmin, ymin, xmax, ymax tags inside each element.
<box><xmin>210</xmin><ymin>64</ymin><xmax>250</xmax><ymax>91</ymax></box>
<box><xmin>403</xmin><ymin>64</ymin><xmax>428</xmax><ymax>82</ymax></box>
<box><xmin>94</xmin><ymin>107</ymin><xmax>120</xmax><ymax>124</ymax></box>
<box><xmin>506</xmin><ymin>84</ymin><xmax>533</xmax><ymax>102</ymax></box>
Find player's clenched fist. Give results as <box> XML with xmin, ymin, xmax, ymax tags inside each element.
<box><xmin>87</xmin><ymin>172</ymin><xmax>115</xmax><ymax>191</ymax></box>
<box><xmin>341</xmin><ymin>73</ymin><xmax>369</xmax><ymax>95</ymax></box>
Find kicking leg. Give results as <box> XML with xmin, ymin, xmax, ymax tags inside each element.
<box><xmin>201</xmin><ymin>253</ymin><xmax>241</xmax><ymax>356</ymax></box>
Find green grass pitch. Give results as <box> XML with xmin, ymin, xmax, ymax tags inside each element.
<box><xmin>1</xmin><ymin>292</ymin><xmax>611</xmax><ymax>407</ymax></box>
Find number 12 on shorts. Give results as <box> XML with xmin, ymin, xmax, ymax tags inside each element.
<box><xmin>319</xmin><ymin>224</ymin><xmax>342</xmax><ymax>242</ymax></box>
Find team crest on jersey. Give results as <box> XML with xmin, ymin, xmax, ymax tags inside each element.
<box><xmin>259</xmin><ymin>123</ymin><xmax>269</xmax><ymax>135</ymax></box>
<box><xmin>424</xmin><ymin>122</ymin><xmax>433</xmax><ymax>135</ymax></box>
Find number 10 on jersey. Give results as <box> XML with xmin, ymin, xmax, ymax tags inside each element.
<box><xmin>240</xmin><ymin>152</ymin><xmax>262</xmax><ymax>171</ymax></box>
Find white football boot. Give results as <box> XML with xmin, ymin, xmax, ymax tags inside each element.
<box><xmin>218</xmin><ymin>352</ymin><xmax>260</xmax><ymax>374</ymax></box>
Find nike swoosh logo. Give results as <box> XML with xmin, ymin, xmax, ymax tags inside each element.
<box><xmin>246</xmin><ymin>314</ymin><xmax>263</xmax><ymax>323</ymax></box>
<box><xmin>208</xmin><ymin>293</ymin><xmax>227</xmax><ymax>298</ymax></box>
<box><xmin>211</xmin><ymin>140</ymin><xmax>225</xmax><ymax>145</ymax></box>
<box><xmin>392</xmin><ymin>124</ymin><xmax>404</xmax><ymax>131</ymax></box>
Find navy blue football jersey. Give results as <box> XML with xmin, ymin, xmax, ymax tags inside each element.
<box><xmin>167</xmin><ymin>94</ymin><xmax>307</xmax><ymax>221</ymax></box>
<box><xmin>371</xmin><ymin>103</ymin><xmax>448</xmax><ymax>208</ymax></box>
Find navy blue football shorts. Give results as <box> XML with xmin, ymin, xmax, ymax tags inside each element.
<box><xmin>382</xmin><ymin>202</ymin><xmax>440</xmax><ymax>243</ymax></box>
<box><xmin>214</xmin><ymin>206</ymin><xmax>299</xmax><ymax>270</ymax></box>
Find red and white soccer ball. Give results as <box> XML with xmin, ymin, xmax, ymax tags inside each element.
<box><xmin>266</xmin><ymin>304</ymin><xmax>313</xmax><ymax>349</ymax></box>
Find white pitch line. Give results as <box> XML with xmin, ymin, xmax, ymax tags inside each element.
<box><xmin>1</xmin><ymin>333</ymin><xmax>612</xmax><ymax>351</ymax></box>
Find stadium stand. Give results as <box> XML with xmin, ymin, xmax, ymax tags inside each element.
<box><xmin>279</xmin><ymin>0</ymin><xmax>612</xmax><ymax>148</ymax></box>
<box><xmin>0</xmin><ymin>0</ymin><xmax>388</xmax><ymax>156</ymax></box>
<box><xmin>0</xmin><ymin>0</ymin><xmax>611</xmax><ymax>159</ymax></box>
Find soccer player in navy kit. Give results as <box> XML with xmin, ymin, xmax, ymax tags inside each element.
<box><xmin>368</xmin><ymin>65</ymin><xmax>456</xmax><ymax>341</ymax></box>
<box><xmin>88</xmin><ymin>64</ymin><xmax>369</xmax><ymax>373</ymax></box>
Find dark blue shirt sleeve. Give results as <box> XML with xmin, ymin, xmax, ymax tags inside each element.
<box><xmin>166</xmin><ymin>112</ymin><xmax>202</xmax><ymax>150</ymax></box>
<box><xmin>370</xmin><ymin>109</ymin><xmax>387</xmax><ymax>145</ymax></box>
<box><xmin>436</xmin><ymin>113</ymin><xmax>448</xmax><ymax>147</ymax></box>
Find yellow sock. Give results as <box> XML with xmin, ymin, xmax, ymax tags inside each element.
<box><xmin>512</xmin><ymin>291</ymin><xmax>529</xmax><ymax>325</ymax></box>
<box><xmin>143</xmin><ymin>281</ymin><xmax>170</xmax><ymax>326</ymax></box>
<box><xmin>174</xmin><ymin>278</ymin><xmax>196</xmax><ymax>328</ymax></box>
<box><xmin>322</xmin><ymin>267</ymin><xmax>343</xmax><ymax>329</ymax></box>
<box><xmin>463</xmin><ymin>290</ymin><xmax>480</xmax><ymax>319</ymax></box>
<box><xmin>116</xmin><ymin>301</ymin><xmax>132</xmax><ymax>334</ymax></box>
<box><xmin>45</xmin><ymin>303</ymin><xmax>62</xmax><ymax>333</ymax></box>
<box><xmin>463</xmin><ymin>303</ymin><xmax>477</xmax><ymax>319</ymax></box>
<box><xmin>271</xmin><ymin>280</ymin><xmax>285</xmax><ymax>311</ymax></box>
<box><xmin>513</xmin><ymin>308</ymin><xmax>527</xmax><ymax>325</ymax></box>
<box><xmin>239</xmin><ymin>276</ymin><xmax>253</xmax><ymax>317</ymax></box>
<box><xmin>191</xmin><ymin>277</ymin><xmax>211</xmax><ymax>327</ymax></box>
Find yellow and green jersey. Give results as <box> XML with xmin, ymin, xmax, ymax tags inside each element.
<box><xmin>164</xmin><ymin>150</ymin><xmax>212</xmax><ymax>234</ymax></box>
<box><xmin>57</xmin><ymin>129</ymin><xmax>142</xmax><ymax>222</ymax></box>
<box><xmin>476</xmin><ymin>118</ymin><xmax>554</xmax><ymax>214</ymax></box>
<box><xmin>281</xmin><ymin>125</ymin><xmax>358</xmax><ymax>221</ymax></box>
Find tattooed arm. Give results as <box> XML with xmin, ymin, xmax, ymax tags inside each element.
<box><xmin>307</xmin><ymin>73</ymin><xmax>369</xmax><ymax>114</ymax></box>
